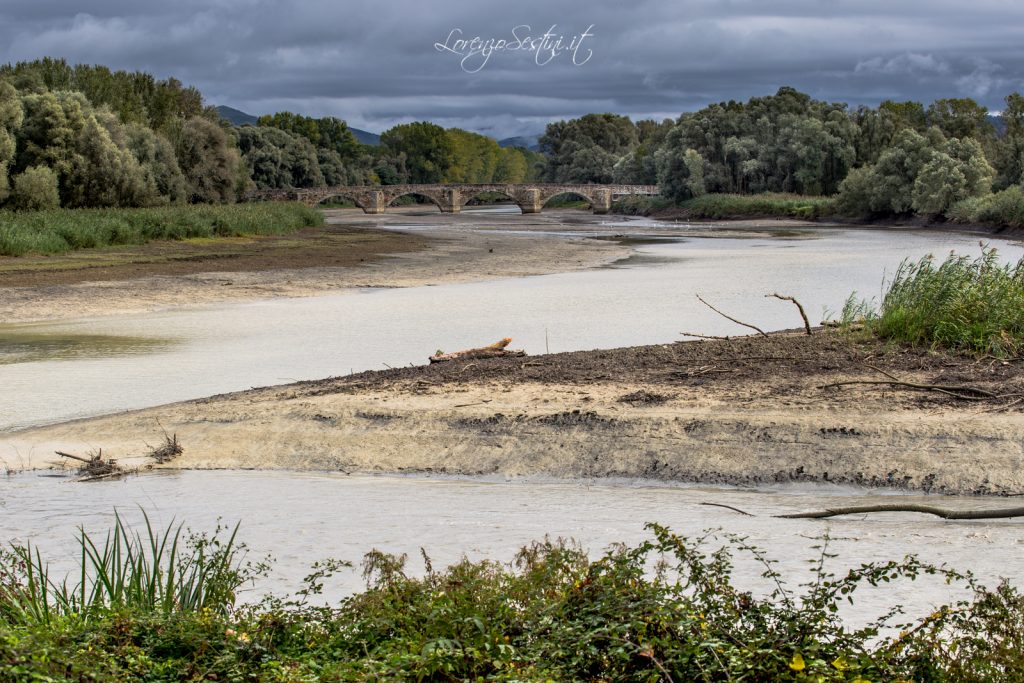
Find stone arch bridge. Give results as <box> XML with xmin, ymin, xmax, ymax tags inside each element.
<box><xmin>245</xmin><ymin>183</ymin><xmax>659</xmax><ymax>214</ymax></box>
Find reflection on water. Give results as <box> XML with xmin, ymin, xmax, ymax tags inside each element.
<box><xmin>1</xmin><ymin>223</ymin><xmax>1022</xmax><ymax>431</ymax></box>
<box><xmin>2</xmin><ymin>470</ymin><xmax>1021</xmax><ymax>624</ymax></box>
<box><xmin>0</xmin><ymin>331</ymin><xmax>174</xmax><ymax>365</ymax></box>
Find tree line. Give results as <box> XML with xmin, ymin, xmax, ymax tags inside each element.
<box><xmin>538</xmin><ymin>86</ymin><xmax>1024</xmax><ymax>222</ymax></box>
<box><xmin>2</xmin><ymin>58</ymin><xmax>1023</xmax><ymax>224</ymax></box>
<box><xmin>0</xmin><ymin>59</ymin><xmax>543</xmax><ymax>211</ymax></box>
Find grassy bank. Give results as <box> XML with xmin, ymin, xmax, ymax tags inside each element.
<box><xmin>0</xmin><ymin>203</ymin><xmax>324</xmax><ymax>257</ymax></box>
<box><xmin>845</xmin><ymin>246</ymin><xmax>1024</xmax><ymax>357</ymax></box>
<box><xmin>613</xmin><ymin>193</ymin><xmax>836</xmax><ymax>220</ymax></box>
<box><xmin>2</xmin><ymin>516</ymin><xmax>1023</xmax><ymax>681</ymax></box>
<box><xmin>947</xmin><ymin>186</ymin><xmax>1024</xmax><ymax>230</ymax></box>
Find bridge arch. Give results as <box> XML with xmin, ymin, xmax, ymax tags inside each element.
<box><xmin>387</xmin><ymin>190</ymin><xmax>446</xmax><ymax>212</ymax></box>
<box><xmin>459</xmin><ymin>188</ymin><xmax>524</xmax><ymax>213</ymax></box>
<box><xmin>540</xmin><ymin>190</ymin><xmax>597</xmax><ymax>208</ymax></box>
<box><xmin>316</xmin><ymin>192</ymin><xmax>368</xmax><ymax>211</ymax></box>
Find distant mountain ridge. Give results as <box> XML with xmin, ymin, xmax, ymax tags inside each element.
<box><xmin>498</xmin><ymin>135</ymin><xmax>541</xmax><ymax>151</ymax></box>
<box><xmin>214</xmin><ymin>105</ymin><xmax>381</xmax><ymax>145</ymax></box>
<box><xmin>215</xmin><ymin>105</ymin><xmax>258</xmax><ymax>126</ymax></box>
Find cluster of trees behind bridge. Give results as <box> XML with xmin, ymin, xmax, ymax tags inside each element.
<box><xmin>1</xmin><ymin>58</ymin><xmax>1023</xmax><ymax>225</ymax></box>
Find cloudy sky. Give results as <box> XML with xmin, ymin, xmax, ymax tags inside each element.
<box><xmin>1</xmin><ymin>0</ymin><xmax>1022</xmax><ymax>138</ymax></box>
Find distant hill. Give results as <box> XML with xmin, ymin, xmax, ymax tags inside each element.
<box><xmin>498</xmin><ymin>134</ymin><xmax>541</xmax><ymax>151</ymax></box>
<box><xmin>988</xmin><ymin>114</ymin><xmax>1007</xmax><ymax>137</ymax></box>
<box><xmin>215</xmin><ymin>105</ymin><xmax>258</xmax><ymax>126</ymax></box>
<box><xmin>214</xmin><ymin>105</ymin><xmax>380</xmax><ymax>145</ymax></box>
<box><xmin>351</xmin><ymin>128</ymin><xmax>380</xmax><ymax>146</ymax></box>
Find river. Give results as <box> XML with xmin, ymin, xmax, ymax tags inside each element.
<box><xmin>1</xmin><ymin>211</ymin><xmax>1022</xmax><ymax>621</ymax></box>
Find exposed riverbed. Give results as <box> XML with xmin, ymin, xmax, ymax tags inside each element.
<box><xmin>2</xmin><ymin>208</ymin><xmax>1022</xmax><ymax>627</ymax></box>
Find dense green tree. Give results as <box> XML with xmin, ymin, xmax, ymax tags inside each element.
<box><xmin>0</xmin><ymin>58</ymin><xmax>204</xmax><ymax>132</ymax></box>
<box><xmin>316</xmin><ymin>148</ymin><xmax>347</xmax><ymax>186</ymax></box>
<box><xmin>540</xmin><ymin>113</ymin><xmax>637</xmax><ymax>183</ymax></box>
<box><xmin>15</xmin><ymin>90</ymin><xmax>85</xmax><ymax>184</ymax></box>
<box><xmin>493</xmin><ymin>147</ymin><xmax>529</xmax><ymax>183</ymax></box>
<box><xmin>175</xmin><ymin>117</ymin><xmax>243</xmax><ymax>203</ymax></box>
<box><xmin>380</xmin><ymin>122</ymin><xmax>453</xmax><ymax>184</ymax></box>
<box><xmin>11</xmin><ymin>165</ymin><xmax>59</xmax><ymax>209</ymax></box>
<box><xmin>838</xmin><ymin>128</ymin><xmax>993</xmax><ymax>217</ymax></box>
<box><xmin>258</xmin><ymin>112</ymin><xmax>361</xmax><ymax>162</ymax></box>
<box><xmin>993</xmin><ymin>92</ymin><xmax>1024</xmax><ymax>189</ymax></box>
<box><xmin>238</xmin><ymin>126</ymin><xmax>324</xmax><ymax>189</ymax></box>
<box><xmin>926</xmin><ymin>98</ymin><xmax>994</xmax><ymax>141</ymax></box>
<box><xmin>656</xmin><ymin>126</ymin><xmax>706</xmax><ymax>202</ymax></box>
<box><xmin>0</xmin><ymin>80</ymin><xmax>23</xmax><ymax>201</ymax></box>
<box><xmin>65</xmin><ymin>115</ymin><xmax>153</xmax><ymax>207</ymax></box>
<box><xmin>372</xmin><ymin>152</ymin><xmax>409</xmax><ymax>185</ymax></box>
<box><xmin>124</xmin><ymin>123</ymin><xmax>187</xmax><ymax>204</ymax></box>
<box><xmin>445</xmin><ymin>129</ymin><xmax>501</xmax><ymax>183</ymax></box>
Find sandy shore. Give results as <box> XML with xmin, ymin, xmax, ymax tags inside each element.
<box><xmin>4</xmin><ymin>332</ymin><xmax>1021</xmax><ymax>495</ymax></box>
<box><xmin>3</xmin><ymin>210</ymin><xmax>1021</xmax><ymax>493</ymax></box>
<box><xmin>0</xmin><ymin>208</ymin><xmax>631</xmax><ymax>323</ymax></box>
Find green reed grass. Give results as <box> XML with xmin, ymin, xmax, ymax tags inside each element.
<box><xmin>865</xmin><ymin>246</ymin><xmax>1024</xmax><ymax>356</ymax></box>
<box><xmin>0</xmin><ymin>511</ymin><xmax>253</xmax><ymax>625</ymax></box>
<box><xmin>677</xmin><ymin>192</ymin><xmax>836</xmax><ymax>220</ymax></box>
<box><xmin>0</xmin><ymin>203</ymin><xmax>324</xmax><ymax>256</ymax></box>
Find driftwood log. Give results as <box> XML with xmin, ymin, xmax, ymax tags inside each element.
<box><xmin>429</xmin><ymin>338</ymin><xmax>526</xmax><ymax>363</ymax></box>
<box><xmin>779</xmin><ymin>504</ymin><xmax>1024</xmax><ymax>520</ymax></box>
<box><xmin>701</xmin><ymin>501</ymin><xmax>1024</xmax><ymax>520</ymax></box>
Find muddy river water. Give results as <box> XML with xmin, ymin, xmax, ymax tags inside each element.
<box><xmin>2</xmin><ymin>213</ymin><xmax>1023</xmax><ymax>621</ymax></box>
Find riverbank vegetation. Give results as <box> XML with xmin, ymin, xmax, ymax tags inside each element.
<box><xmin>2</xmin><ymin>517</ymin><xmax>1022</xmax><ymax>681</ymax></box>
<box><xmin>0</xmin><ymin>203</ymin><xmax>322</xmax><ymax>256</ymax></box>
<box><xmin>844</xmin><ymin>247</ymin><xmax>1024</xmax><ymax>357</ymax></box>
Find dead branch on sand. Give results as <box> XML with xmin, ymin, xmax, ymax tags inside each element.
<box><xmin>430</xmin><ymin>338</ymin><xmax>526</xmax><ymax>363</ymax></box>
<box><xmin>695</xmin><ymin>294</ymin><xmax>768</xmax><ymax>337</ymax></box>
<box><xmin>766</xmin><ymin>293</ymin><xmax>812</xmax><ymax>335</ymax></box>
<box><xmin>819</xmin><ymin>364</ymin><xmax>1012</xmax><ymax>401</ymax></box>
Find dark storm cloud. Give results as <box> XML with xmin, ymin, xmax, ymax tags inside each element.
<box><xmin>1</xmin><ymin>0</ymin><xmax>1022</xmax><ymax>138</ymax></box>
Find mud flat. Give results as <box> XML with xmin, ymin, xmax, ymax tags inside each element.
<box><xmin>4</xmin><ymin>332</ymin><xmax>1021</xmax><ymax>495</ymax></box>
<box><xmin>0</xmin><ymin>208</ymin><xmax>630</xmax><ymax>323</ymax></box>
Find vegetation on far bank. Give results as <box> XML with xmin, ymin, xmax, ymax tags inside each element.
<box><xmin>0</xmin><ymin>203</ymin><xmax>322</xmax><ymax>256</ymax></box>
<box><xmin>2</xmin><ymin>515</ymin><xmax>1023</xmax><ymax>681</ymax></box>
<box><xmin>613</xmin><ymin>192</ymin><xmax>837</xmax><ymax>220</ymax></box>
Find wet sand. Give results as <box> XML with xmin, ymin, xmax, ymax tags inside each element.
<box><xmin>3</xmin><ymin>209</ymin><xmax>1021</xmax><ymax>493</ymax></box>
<box><xmin>4</xmin><ymin>332</ymin><xmax>1021</xmax><ymax>495</ymax></box>
<box><xmin>0</xmin><ymin>208</ymin><xmax>631</xmax><ymax>323</ymax></box>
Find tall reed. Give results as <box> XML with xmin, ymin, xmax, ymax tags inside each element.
<box><xmin>872</xmin><ymin>246</ymin><xmax>1024</xmax><ymax>356</ymax></box>
<box><xmin>0</xmin><ymin>510</ymin><xmax>253</xmax><ymax>625</ymax></box>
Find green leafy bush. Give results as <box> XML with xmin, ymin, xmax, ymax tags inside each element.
<box><xmin>4</xmin><ymin>518</ymin><xmax>1024</xmax><ymax>681</ymax></box>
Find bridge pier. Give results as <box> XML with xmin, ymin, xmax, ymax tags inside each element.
<box><xmin>363</xmin><ymin>191</ymin><xmax>387</xmax><ymax>214</ymax></box>
<box><xmin>518</xmin><ymin>189</ymin><xmax>543</xmax><ymax>214</ymax></box>
<box><xmin>591</xmin><ymin>188</ymin><xmax>612</xmax><ymax>215</ymax></box>
<box><xmin>440</xmin><ymin>189</ymin><xmax>461</xmax><ymax>213</ymax></box>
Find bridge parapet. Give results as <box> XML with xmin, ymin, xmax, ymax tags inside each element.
<box><xmin>245</xmin><ymin>183</ymin><xmax>659</xmax><ymax>215</ymax></box>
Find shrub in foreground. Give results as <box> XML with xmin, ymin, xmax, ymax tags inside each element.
<box><xmin>2</xmin><ymin>519</ymin><xmax>1024</xmax><ymax>681</ymax></box>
